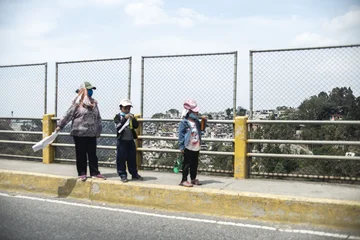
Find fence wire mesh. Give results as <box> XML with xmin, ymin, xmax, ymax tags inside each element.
<box><xmin>0</xmin><ymin>118</ymin><xmax>43</xmax><ymax>160</ymax></box>
<box><xmin>141</xmin><ymin>52</ymin><xmax>237</xmax><ymax>118</ymax></box>
<box><xmin>0</xmin><ymin>63</ymin><xmax>47</xmax><ymax>118</ymax></box>
<box><xmin>55</xmin><ymin>58</ymin><xmax>131</xmax><ymax>161</ymax></box>
<box><xmin>56</xmin><ymin>57</ymin><xmax>131</xmax><ymax>119</ymax></box>
<box><xmin>140</xmin><ymin>52</ymin><xmax>237</xmax><ymax>173</ymax></box>
<box><xmin>249</xmin><ymin>45</ymin><xmax>360</xmax><ymax>180</ymax></box>
<box><xmin>54</xmin><ymin>120</ymin><xmax>117</xmax><ymax>163</ymax></box>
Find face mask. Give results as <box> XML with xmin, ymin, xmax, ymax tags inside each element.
<box><xmin>189</xmin><ymin>113</ymin><xmax>198</xmax><ymax>120</ymax></box>
<box><xmin>87</xmin><ymin>89</ymin><xmax>93</xmax><ymax>98</ymax></box>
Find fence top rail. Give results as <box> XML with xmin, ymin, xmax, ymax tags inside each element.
<box><xmin>56</xmin><ymin>57</ymin><xmax>132</xmax><ymax>64</ymax></box>
<box><xmin>137</xmin><ymin>118</ymin><xmax>234</xmax><ymax>124</ymax></box>
<box><xmin>0</xmin><ymin>117</ymin><xmax>42</xmax><ymax>121</ymax></box>
<box><xmin>0</xmin><ymin>63</ymin><xmax>47</xmax><ymax>68</ymax></box>
<box><xmin>247</xmin><ymin>120</ymin><xmax>360</xmax><ymax>125</ymax></box>
<box><xmin>142</xmin><ymin>51</ymin><xmax>237</xmax><ymax>59</ymax></box>
<box><xmin>250</xmin><ymin>44</ymin><xmax>360</xmax><ymax>53</ymax></box>
<box><xmin>50</xmin><ymin>117</ymin><xmax>234</xmax><ymax>124</ymax></box>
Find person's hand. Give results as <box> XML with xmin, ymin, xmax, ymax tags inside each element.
<box><xmin>180</xmin><ymin>149</ymin><xmax>184</xmax><ymax>154</ymax></box>
<box><xmin>125</xmin><ymin>114</ymin><xmax>134</xmax><ymax>119</ymax></box>
<box><xmin>55</xmin><ymin>127</ymin><xmax>61</xmax><ymax>132</ymax></box>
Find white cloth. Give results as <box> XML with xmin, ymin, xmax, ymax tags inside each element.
<box><xmin>180</xmin><ymin>109</ymin><xmax>188</xmax><ymax>118</ymax></box>
<box><xmin>118</xmin><ymin>119</ymin><xmax>130</xmax><ymax>134</ymax></box>
<box><xmin>32</xmin><ymin>132</ymin><xmax>59</xmax><ymax>152</ymax></box>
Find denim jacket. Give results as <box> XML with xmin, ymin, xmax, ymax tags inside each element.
<box><xmin>178</xmin><ymin>117</ymin><xmax>205</xmax><ymax>151</ymax></box>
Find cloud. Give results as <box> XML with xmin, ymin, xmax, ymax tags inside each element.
<box><xmin>292</xmin><ymin>32</ymin><xmax>337</xmax><ymax>47</ymax></box>
<box><xmin>57</xmin><ymin>0</ymin><xmax>127</xmax><ymax>8</ymax></box>
<box><xmin>291</xmin><ymin>8</ymin><xmax>360</xmax><ymax>47</ymax></box>
<box><xmin>124</xmin><ymin>0</ymin><xmax>206</xmax><ymax>28</ymax></box>
<box><xmin>124</xmin><ymin>0</ymin><xmax>168</xmax><ymax>25</ymax></box>
<box><xmin>90</xmin><ymin>0</ymin><xmax>126</xmax><ymax>5</ymax></box>
<box><xmin>324</xmin><ymin>8</ymin><xmax>360</xmax><ymax>32</ymax></box>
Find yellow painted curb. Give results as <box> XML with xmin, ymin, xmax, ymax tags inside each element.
<box><xmin>1</xmin><ymin>170</ymin><xmax>359</xmax><ymax>230</ymax></box>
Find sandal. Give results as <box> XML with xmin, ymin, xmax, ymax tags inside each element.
<box><xmin>191</xmin><ymin>179</ymin><xmax>202</xmax><ymax>185</ymax></box>
<box><xmin>179</xmin><ymin>181</ymin><xmax>193</xmax><ymax>187</ymax></box>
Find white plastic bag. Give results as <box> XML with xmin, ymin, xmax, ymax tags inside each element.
<box><xmin>32</xmin><ymin>132</ymin><xmax>59</xmax><ymax>152</ymax></box>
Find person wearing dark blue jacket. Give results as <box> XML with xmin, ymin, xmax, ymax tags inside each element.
<box><xmin>178</xmin><ymin>99</ymin><xmax>207</xmax><ymax>187</ymax></box>
<box><xmin>114</xmin><ymin>99</ymin><xmax>143</xmax><ymax>182</ymax></box>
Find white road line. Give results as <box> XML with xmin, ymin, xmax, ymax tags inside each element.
<box><xmin>0</xmin><ymin>192</ymin><xmax>358</xmax><ymax>239</ymax></box>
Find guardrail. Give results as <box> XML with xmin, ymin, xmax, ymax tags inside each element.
<box><xmin>1</xmin><ymin>116</ymin><xmax>359</xmax><ymax>181</ymax></box>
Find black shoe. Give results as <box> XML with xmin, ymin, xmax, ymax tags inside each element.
<box><xmin>120</xmin><ymin>176</ymin><xmax>128</xmax><ymax>182</ymax></box>
<box><xmin>132</xmin><ymin>175</ymin><xmax>143</xmax><ymax>180</ymax></box>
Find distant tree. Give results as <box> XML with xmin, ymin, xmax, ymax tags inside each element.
<box><xmin>225</xmin><ymin>108</ymin><xmax>232</xmax><ymax>119</ymax></box>
<box><xmin>236</xmin><ymin>106</ymin><xmax>247</xmax><ymax>116</ymax></box>
<box><xmin>167</xmin><ymin>109</ymin><xmax>179</xmax><ymax>115</ymax></box>
<box><xmin>151</xmin><ymin>113</ymin><xmax>165</xmax><ymax>119</ymax></box>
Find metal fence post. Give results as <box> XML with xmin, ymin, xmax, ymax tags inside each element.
<box><xmin>128</xmin><ymin>57</ymin><xmax>132</xmax><ymax>99</ymax></box>
<box><xmin>135</xmin><ymin>114</ymin><xmax>143</xmax><ymax>170</ymax></box>
<box><xmin>249</xmin><ymin>51</ymin><xmax>253</xmax><ymax>120</ymax></box>
<box><xmin>44</xmin><ymin>62</ymin><xmax>48</xmax><ymax>114</ymax></box>
<box><xmin>42</xmin><ymin>114</ymin><xmax>55</xmax><ymax>164</ymax></box>
<box><xmin>233</xmin><ymin>51</ymin><xmax>238</xmax><ymax>119</ymax></box>
<box><xmin>140</xmin><ymin>57</ymin><xmax>144</xmax><ymax>118</ymax></box>
<box><xmin>55</xmin><ymin>63</ymin><xmax>58</xmax><ymax>116</ymax></box>
<box><xmin>234</xmin><ymin>116</ymin><xmax>248</xmax><ymax>179</ymax></box>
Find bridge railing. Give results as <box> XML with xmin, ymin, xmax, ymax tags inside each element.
<box><xmin>247</xmin><ymin>119</ymin><xmax>360</xmax><ymax>181</ymax></box>
<box><xmin>1</xmin><ymin>116</ymin><xmax>360</xmax><ymax>182</ymax></box>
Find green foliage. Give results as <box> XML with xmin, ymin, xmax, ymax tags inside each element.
<box><xmin>236</xmin><ymin>106</ymin><xmax>247</xmax><ymax>116</ymax></box>
<box><xmin>151</xmin><ymin>113</ymin><xmax>165</xmax><ymax>119</ymax></box>
<box><xmin>251</xmin><ymin>86</ymin><xmax>360</xmax><ymax>178</ymax></box>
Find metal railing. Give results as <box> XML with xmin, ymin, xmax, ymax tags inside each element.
<box><xmin>1</xmin><ymin>116</ymin><xmax>360</xmax><ymax>181</ymax></box>
<box><xmin>248</xmin><ymin>120</ymin><xmax>360</xmax><ymax>181</ymax></box>
<box><xmin>0</xmin><ymin>117</ymin><xmax>43</xmax><ymax>160</ymax></box>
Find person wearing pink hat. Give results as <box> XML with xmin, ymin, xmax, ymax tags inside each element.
<box><xmin>178</xmin><ymin>99</ymin><xmax>207</xmax><ymax>187</ymax></box>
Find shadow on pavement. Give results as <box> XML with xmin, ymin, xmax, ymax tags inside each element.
<box><xmin>57</xmin><ymin>178</ymin><xmax>77</xmax><ymax>197</ymax></box>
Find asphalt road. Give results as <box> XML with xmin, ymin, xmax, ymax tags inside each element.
<box><xmin>0</xmin><ymin>191</ymin><xmax>359</xmax><ymax>240</ymax></box>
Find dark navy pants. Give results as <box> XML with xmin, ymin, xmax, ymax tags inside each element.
<box><xmin>116</xmin><ymin>139</ymin><xmax>138</xmax><ymax>178</ymax></box>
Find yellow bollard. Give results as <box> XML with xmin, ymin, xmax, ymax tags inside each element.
<box><xmin>234</xmin><ymin>116</ymin><xmax>248</xmax><ymax>179</ymax></box>
<box><xmin>42</xmin><ymin>114</ymin><xmax>55</xmax><ymax>164</ymax></box>
<box><xmin>134</xmin><ymin>114</ymin><xmax>143</xmax><ymax>170</ymax></box>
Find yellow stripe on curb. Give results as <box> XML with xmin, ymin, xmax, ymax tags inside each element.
<box><xmin>0</xmin><ymin>170</ymin><xmax>359</xmax><ymax>230</ymax></box>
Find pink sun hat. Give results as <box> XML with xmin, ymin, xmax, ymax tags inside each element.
<box><xmin>183</xmin><ymin>99</ymin><xmax>200</xmax><ymax>112</ymax></box>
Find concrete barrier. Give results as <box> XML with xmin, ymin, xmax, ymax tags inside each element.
<box><xmin>1</xmin><ymin>169</ymin><xmax>359</xmax><ymax>230</ymax></box>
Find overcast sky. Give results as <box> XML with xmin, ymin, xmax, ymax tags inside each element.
<box><xmin>1</xmin><ymin>0</ymin><xmax>359</xmax><ymax>118</ymax></box>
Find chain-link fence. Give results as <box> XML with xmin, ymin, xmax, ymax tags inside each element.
<box><xmin>0</xmin><ymin>118</ymin><xmax>43</xmax><ymax>160</ymax></box>
<box><xmin>141</xmin><ymin>52</ymin><xmax>237</xmax><ymax>118</ymax></box>
<box><xmin>249</xmin><ymin>44</ymin><xmax>360</xmax><ymax>180</ymax></box>
<box><xmin>140</xmin><ymin>52</ymin><xmax>237</xmax><ymax>173</ymax></box>
<box><xmin>0</xmin><ymin>63</ymin><xmax>47</xmax><ymax>118</ymax></box>
<box><xmin>55</xmin><ymin>57</ymin><xmax>131</xmax><ymax>162</ymax></box>
<box><xmin>55</xmin><ymin>57</ymin><xmax>132</xmax><ymax>119</ymax></box>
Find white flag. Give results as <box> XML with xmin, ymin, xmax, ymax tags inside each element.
<box><xmin>32</xmin><ymin>132</ymin><xmax>59</xmax><ymax>152</ymax></box>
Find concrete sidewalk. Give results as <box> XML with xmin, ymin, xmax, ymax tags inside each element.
<box><xmin>1</xmin><ymin>159</ymin><xmax>359</xmax><ymax>201</ymax></box>
<box><xmin>1</xmin><ymin>159</ymin><xmax>360</xmax><ymax>230</ymax></box>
